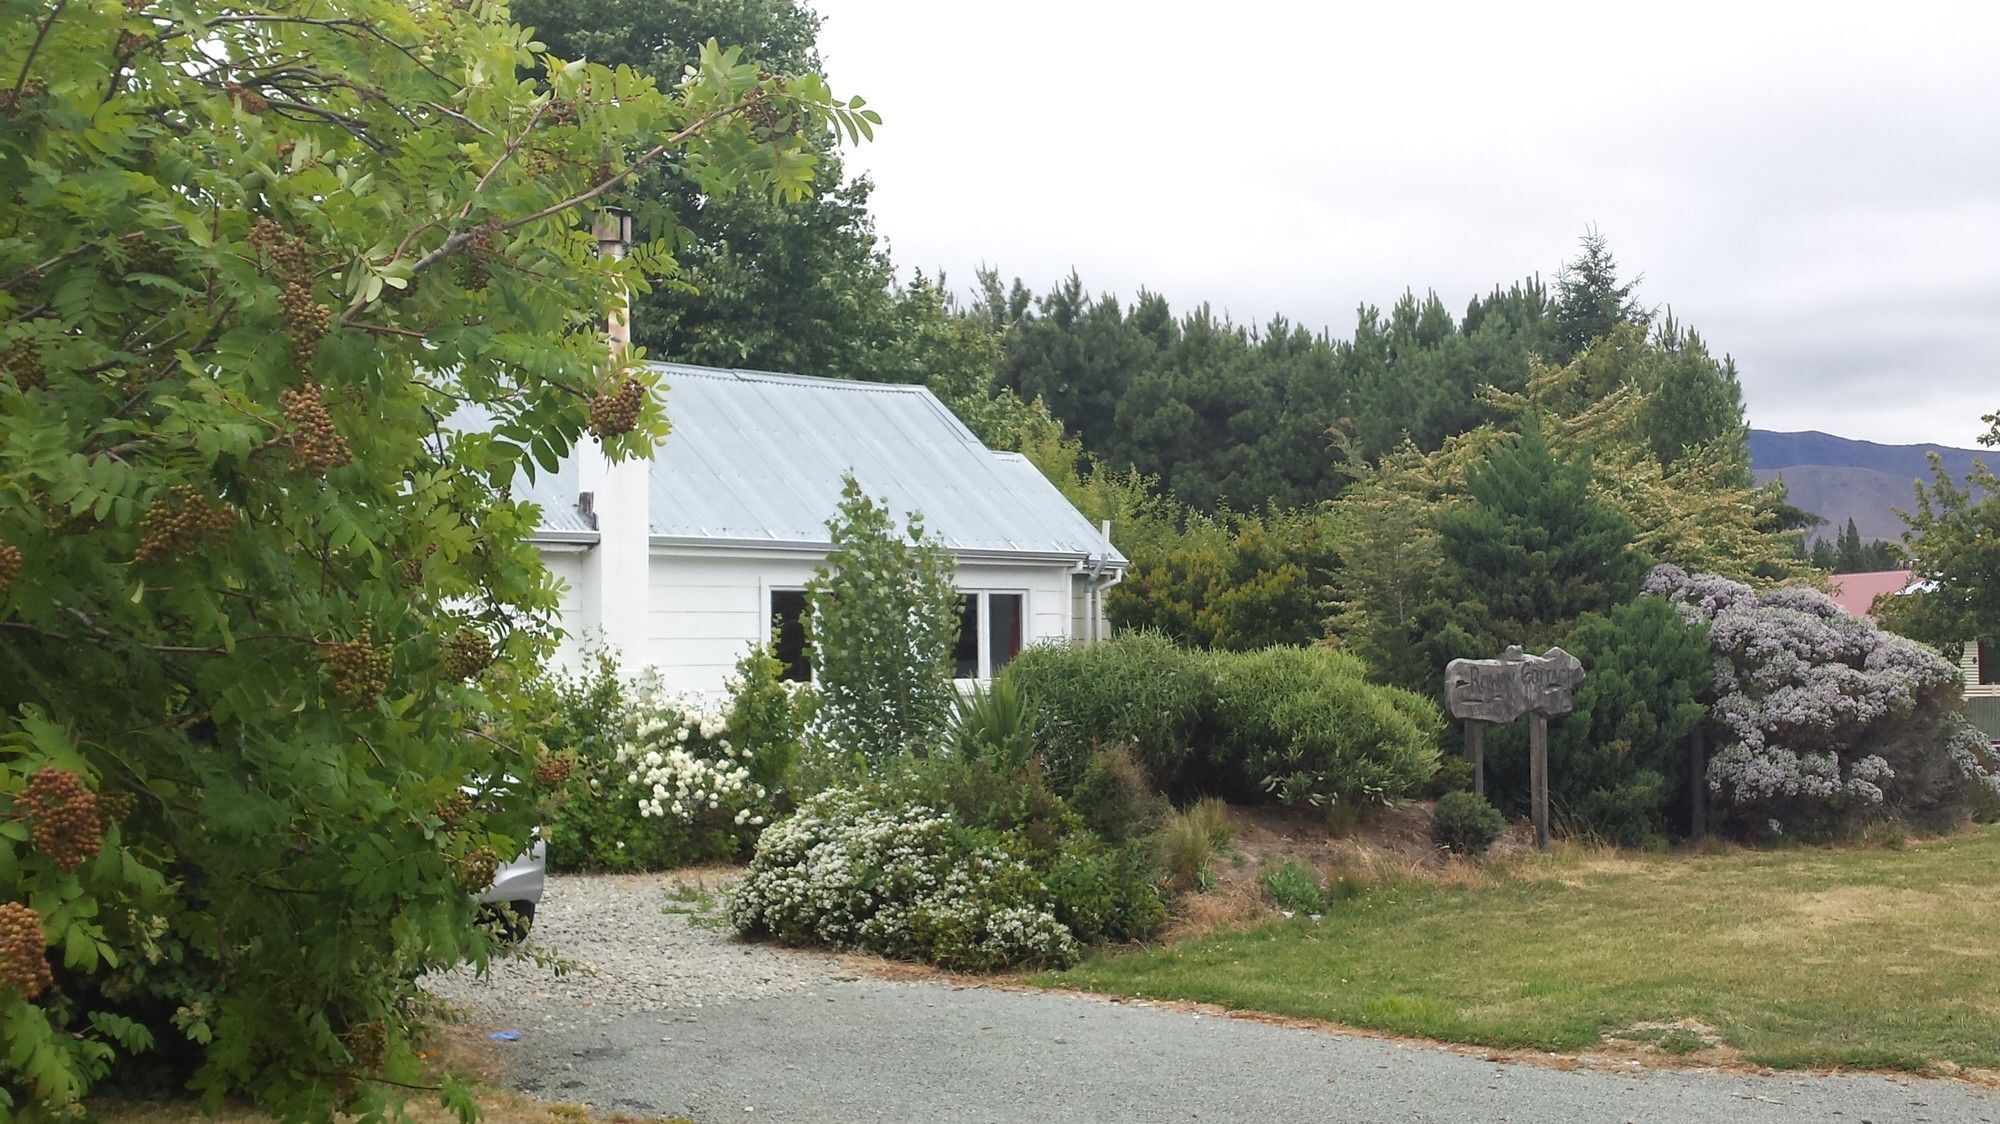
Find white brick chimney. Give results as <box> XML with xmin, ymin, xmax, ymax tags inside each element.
<box><xmin>578</xmin><ymin>208</ymin><xmax>653</xmax><ymax>671</ymax></box>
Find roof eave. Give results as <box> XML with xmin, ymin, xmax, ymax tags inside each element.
<box><xmin>645</xmin><ymin>533</ymin><xmax>1126</xmax><ymax>569</ymax></box>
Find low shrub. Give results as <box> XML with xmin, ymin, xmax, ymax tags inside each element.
<box><xmin>1432</xmin><ymin>791</ymin><xmax>1504</xmax><ymax>855</ymax></box>
<box><xmin>1210</xmin><ymin>646</ymin><xmax>1442</xmax><ymax>811</ymax></box>
<box><xmin>1066</xmin><ymin>745</ymin><xmax>1168</xmax><ymax>844</ymax></box>
<box><xmin>1000</xmin><ymin>631</ymin><xmax>1215</xmax><ymax>790</ymax></box>
<box><xmin>1262</xmin><ymin>859</ymin><xmax>1326</xmax><ymax>913</ymax></box>
<box><xmin>1183</xmin><ymin>796</ymin><xmax>1236</xmax><ymax>850</ymax></box>
<box><xmin>1153</xmin><ymin>799</ymin><xmax>1233</xmax><ymax>894</ymax></box>
<box><xmin>727</xmin><ymin>789</ymin><xmax>1079</xmax><ymax>971</ymax></box>
<box><xmin>1425</xmin><ymin>755</ymin><xmax>1475</xmax><ymax>797</ymax></box>
<box><xmin>1044</xmin><ymin>837</ymin><xmax>1169</xmax><ymax>945</ymax></box>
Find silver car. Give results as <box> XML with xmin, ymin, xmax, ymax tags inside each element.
<box><xmin>476</xmin><ymin>828</ymin><xmax>545</xmax><ymax>937</ymax></box>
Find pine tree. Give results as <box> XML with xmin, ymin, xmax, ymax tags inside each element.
<box><xmin>1836</xmin><ymin>518</ymin><xmax>1867</xmax><ymax>573</ymax></box>
<box><xmin>1553</xmin><ymin>229</ymin><xmax>1649</xmax><ymax>360</ymax></box>
<box><xmin>1486</xmin><ymin>597</ymin><xmax>1713</xmax><ymax>844</ymax></box>
<box><xmin>1426</xmin><ymin>425</ymin><xmax>1648</xmax><ymax>666</ymax></box>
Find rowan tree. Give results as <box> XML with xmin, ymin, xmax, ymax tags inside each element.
<box><xmin>0</xmin><ymin>0</ymin><xmax>872</xmax><ymax>1115</ymax></box>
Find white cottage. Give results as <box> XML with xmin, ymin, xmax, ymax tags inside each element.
<box><xmin>515</xmin><ymin>363</ymin><xmax>1127</xmax><ymax>694</ymax></box>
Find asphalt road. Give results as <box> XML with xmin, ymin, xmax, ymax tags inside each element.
<box><xmin>500</xmin><ymin>977</ymin><xmax>2000</xmax><ymax>1124</ymax></box>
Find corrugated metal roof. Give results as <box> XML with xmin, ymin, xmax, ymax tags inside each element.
<box><xmin>1827</xmin><ymin>568</ymin><xmax>1914</xmax><ymax>621</ymax></box>
<box><xmin>439</xmin><ymin>404</ymin><xmax>598</xmax><ymax>539</ymax></box>
<box><xmin>646</xmin><ymin>364</ymin><xmax>1125</xmax><ymax>565</ymax></box>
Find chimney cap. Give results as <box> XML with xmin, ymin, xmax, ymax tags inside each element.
<box><xmin>592</xmin><ymin>207</ymin><xmax>634</xmax><ymax>248</ymax></box>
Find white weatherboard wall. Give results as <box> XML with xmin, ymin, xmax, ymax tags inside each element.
<box><xmin>642</xmin><ymin>547</ymin><xmax>1077</xmax><ymax>695</ymax></box>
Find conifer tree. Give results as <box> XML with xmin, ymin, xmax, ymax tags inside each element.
<box><xmin>1552</xmin><ymin>229</ymin><xmax>1649</xmax><ymax>360</ymax></box>
<box><xmin>1424</xmin><ymin>425</ymin><xmax>1648</xmax><ymax>667</ymax></box>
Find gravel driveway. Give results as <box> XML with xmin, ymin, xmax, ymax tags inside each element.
<box><xmin>426</xmin><ymin>873</ymin><xmax>2000</xmax><ymax>1123</ymax></box>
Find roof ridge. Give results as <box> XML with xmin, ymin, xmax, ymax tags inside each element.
<box><xmin>642</xmin><ymin>361</ymin><xmax>932</xmax><ymax>394</ymax></box>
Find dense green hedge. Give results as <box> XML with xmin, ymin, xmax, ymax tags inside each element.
<box><xmin>1000</xmin><ymin>632</ymin><xmax>1216</xmax><ymax>791</ymax></box>
<box><xmin>1001</xmin><ymin>633</ymin><xmax>1443</xmax><ymax>808</ymax></box>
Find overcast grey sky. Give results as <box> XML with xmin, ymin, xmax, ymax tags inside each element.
<box><xmin>810</xmin><ymin>0</ymin><xmax>1999</xmax><ymax>447</ymax></box>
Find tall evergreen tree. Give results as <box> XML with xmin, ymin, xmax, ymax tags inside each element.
<box><xmin>1425</xmin><ymin>425</ymin><xmax>1648</xmax><ymax>669</ymax></box>
<box><xmin>1836</xmin><ymin>518</ymin><xmax>1868</xmax><ymax>573</ymax></box>
<box><xmin>1552</xmin><ymin>229</ymin><xmax>1649</xmax><ymax>360</ymax></box>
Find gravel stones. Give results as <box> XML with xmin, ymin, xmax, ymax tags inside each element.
<box><xmin>421</xmin><ymin>871</ymin><xmax>843</xmax><ymax>1034</ymax></box>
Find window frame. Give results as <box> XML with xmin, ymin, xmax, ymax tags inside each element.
<box><xmin>953</xmin><ymin>589</ymin><xmax>1030</xmax><ymax>683</ymax></box>
<box><xmin>766</xmin><ymin>585</ymin><xmax>812</xmax><ymax>683</ymax></box>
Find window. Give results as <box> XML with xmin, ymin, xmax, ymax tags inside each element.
<box><xmin>770</xmin><ymin>589</ymin><xmax>810</xmax><ymax>683</ymax></box>
<box><xmin>1981</xmin><ymin>639</ymin><xmax>1996</xmax><ymax>687</ymax></box>
<box><xmin>987</xmin><ymin>593</ymin><xmax>1024</xmax><ymax>674</ymax></box>
<box><xmin>953</xmin><ymin>591</ymin><xmax>1027</xmax><ymax>680</ymax></box>
<box><xmin>953</xmin><ymin>595</ymin><xmax>980</xmax><ymax>679</ymax></box>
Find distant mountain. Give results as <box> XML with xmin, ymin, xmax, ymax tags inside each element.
<box><xmin>1750</xmin><ymin>429</ymin><xmax>1993</xmax><ymax>544</ymax></box>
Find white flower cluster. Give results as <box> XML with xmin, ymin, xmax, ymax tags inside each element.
<box><xmin>727</xmin><ymin>789</ymin><xmax>1078</xmax><ymax>971</ymax></box>
<box><xmin>608</xmin><ymin>675</ymin><xmax>768</xmax><ymax>826</ymax></box>
<box><xmin>615</xmin><ymin>741</ymin><xmax>766</xmax><ymax>823</ymax></box>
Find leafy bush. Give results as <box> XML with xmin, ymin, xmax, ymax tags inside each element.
<box><xmin>1043</xmin><ymin>837</ymin><xmax>1169</xmax><ymax>945</ymax></box>
<box><xmin>896</xmin><ymin>754</ymin><xmax>1081</xmax><ymax>859</ymax></box>
<box><xmin>1003</xmin><ymin>635</ymin><xmax>1445</xmax><ymax>809</ymax></box>
<box><xmin>1064</xmin><ymin>746</ymin><xmax>1167</xmax><ymax>845</ymax></box>
<box><xmin>897</xmin><ymin>754</ymin><xmax>1167</xmax><ymax>942</ymax></box>
<box><xmin>1262</xmin><ymin>859</ymin><xmax>1327</xmax><ymax>913</ymax></box>
<box><xmin>726</xmin><ymin>643</ymin><xmax>811</xmax><ymax>796</ymax></box>
<box><xmin>1486</xmin><ymin>596</ymin><xmax>1713</xmax><ymax>846</ymax></box>
<box><xmin>1001</xmin><ymin>631</ymin><xmax>1215</xmax><ymax>790</ymax></box>
<box><xmin>1646</xmin><ymin>565</ymin><xmax>2000</xmax><ymax>836</ymax></box>
<box><xmin>538</xmin><ymin>660</ymin><xmax>779</xmax><ymax>871</ymax></box>
<box><xmin>1432</xmin><ymin>792</ymin><xmax>1505</xmax><ymax>855</ymax></box>
<box><xmin>1209</xmin><ymin>646</ymin><xmax>1442</xmax><ymax>810</ymax></box>
<box><xmin>728</xmin><ymin>790</ymin><xmax>1080</xmax><ymax>971</ymax></box>
<box><xmin>805</xmin><ymin>477</ymin><xmax>960</xmax><ymax>774</ymax></box>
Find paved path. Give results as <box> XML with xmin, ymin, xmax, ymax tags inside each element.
<box><xmin>447</xmin><ymin>874</ymin><xmax>2000</xmax><ymax>1123</ymax></box>
<box><xmin>500</xmin><ymin>977</ymin><xmax>1997</xmax><ymax>1124</ymax></box>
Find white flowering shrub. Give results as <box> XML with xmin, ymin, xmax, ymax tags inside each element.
<box><xmin>537</xmin><ymin>659</ymin><xmax>784</xmax><ymax>871</ymax></box>
<box><xmin>727</xmin><ymin>789</ymin><xmax>1081</xmax><ymax>971</ymax></box>
<box><xmin>1645</xmin><ymin>564</ymin><xmax>2000</xmax><ymax>835</ymax></box>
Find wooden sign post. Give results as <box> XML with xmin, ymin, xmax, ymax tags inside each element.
<box><xmin>1443</xmin><ymin>645</ymin><xmax>1584</xmax><ymax>853</ymax></box>
<box><xmin>1464</xmin><ymin>720</ymin><xmax>1485</xmax><ymax>797</ymax></box>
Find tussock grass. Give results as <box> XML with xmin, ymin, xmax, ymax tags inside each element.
<box><xmin>1045</xmin><ymin>826</ymin><xmax>2000</xmax><ymax>1073</ymax></box>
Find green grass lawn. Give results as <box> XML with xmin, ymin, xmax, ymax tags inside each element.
<box><xmin>1039</xmin><ymin>827</ymin><xmax>2000</xmax><ymax>1073</ymax></box>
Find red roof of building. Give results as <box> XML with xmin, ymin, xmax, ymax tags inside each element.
<box><xmin>1827</xmin><ymin>569</ymin><xmax>1913</xmax><ymax>621</ymax></box>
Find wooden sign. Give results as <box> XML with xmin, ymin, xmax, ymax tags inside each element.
<box><xmin>1444</xmin><ymin>645</ymin><xmax>1583</xmax><ymax>723</ymax></box>
<box><xmin>1442</xmin><ymin>645</ymin><xmax>1585</xmax><ymax>852</ymax></box>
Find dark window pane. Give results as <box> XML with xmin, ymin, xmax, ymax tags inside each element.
<box><xmin>954</xmin><ymin>594</ymin><xmax>979</xmax><ymax>679</ymax></box>
<box><xmin>988</xmin><ymin>593</ymin><xmax>1024</xmax><ymax>675</ymax></box>
<box><xmin>1981</xmin><ymin>639</ymin><xmax>1995</xmax><ymax>686</ymax></box>
<box><xmin>771</xmin><ymin>589</ymin><xmax>810</xmax><ymax>683</ymax></box>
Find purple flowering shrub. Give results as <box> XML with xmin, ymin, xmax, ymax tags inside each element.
<box><xmin>1646</xmin><ymin>565</ymin><xmax>2000</xmax><ymax>835</ymax></box>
